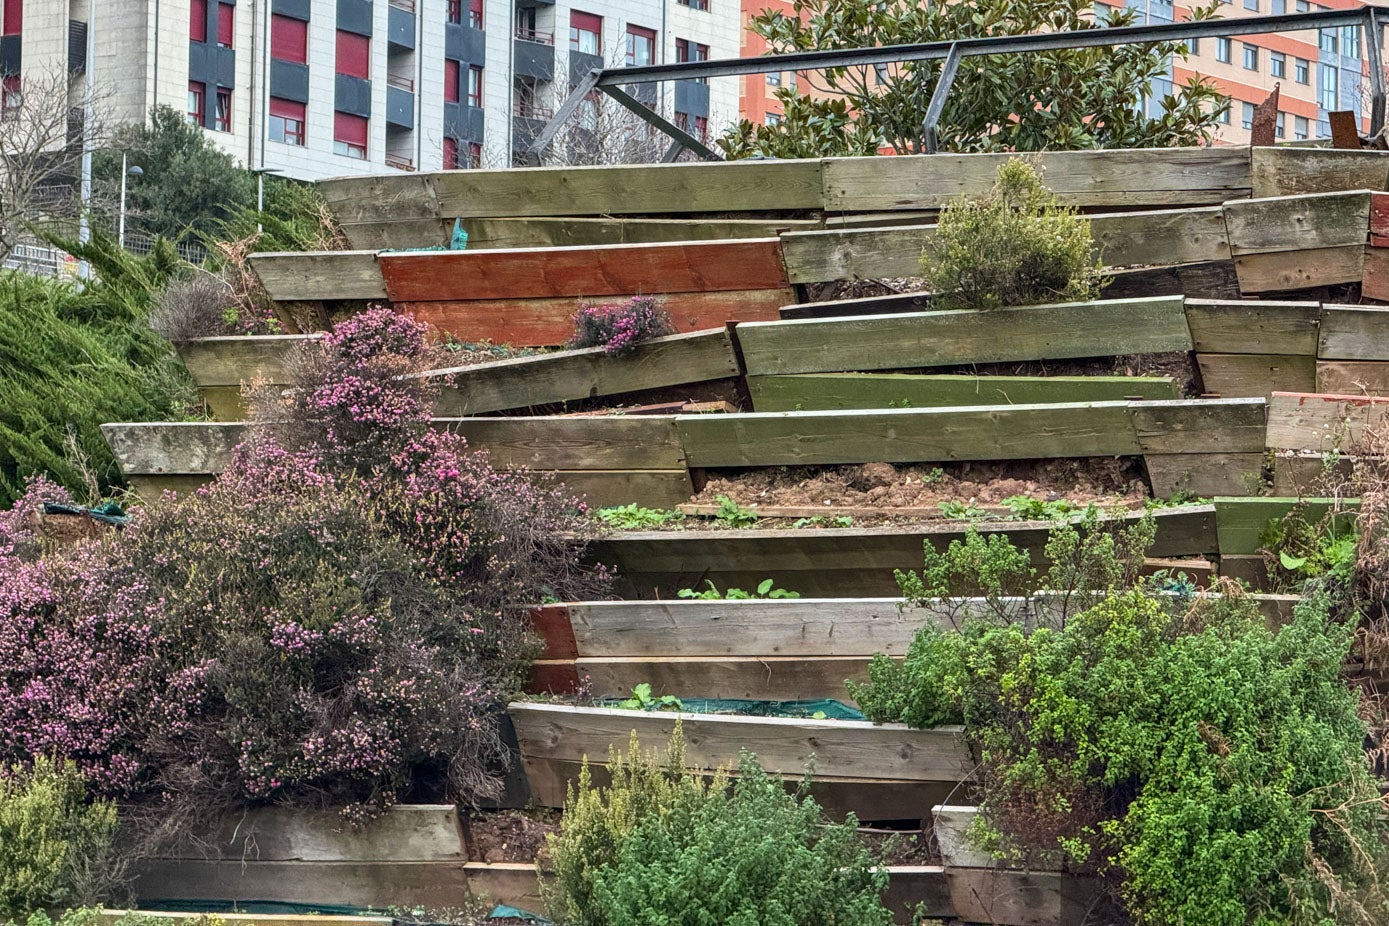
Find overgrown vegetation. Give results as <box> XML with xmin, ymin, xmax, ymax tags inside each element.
<box><xmin>594</xmin><ymin>504</ymin><xmax>685</xmax><ymax>530</ymax></box>
<box><xmin>922</xmin><ymin>158</ymin><xmax>1105</xmax><ymax>310</ymax></box>
<box><xmin>854</xmin><ymin>518</ymin><xmax>1385</xmax><ymax>926</ymax></box>
<box><xmin>568</xmin><ymin>296</ymin><xmax>674</xmax><ymax>355</ymax></box>
<box><xmin>677</xmin><ymin>579</ymin><xmax>801</xmax><ymax>600</ymax></box>
<box><xmin>543</xmin><ymin>729</ymin><xmax>892</xmax><ymax>925</ymax></box>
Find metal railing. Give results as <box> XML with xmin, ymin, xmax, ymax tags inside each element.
<box><xmin>529</xmin><ymin>7</ymin><xmax>1387</xmax><ymax>161</ymax></box>
<box><xmin>385</xmin><ymin>154</ymin><xmax>417</xmax><ymax>171</ymax></box>
<box><xmin>388</xmin><ymin>0</ymin><xmax>416</xmax><ymax>12</ymax></box>
<box><xmin>516</xmin><ymin>27</ymin><xmax>555</xmax><ymax>45</ymax></box>
<box><xmin>387</xmin><ymin>73</ymin><xmax>415</xmax><ymax>92</ymax></box>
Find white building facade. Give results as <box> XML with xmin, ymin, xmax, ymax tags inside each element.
<box><xmin>1</xmin><ymin>0</ymin><xmax>740</xmax><ymax>181</ymax></box>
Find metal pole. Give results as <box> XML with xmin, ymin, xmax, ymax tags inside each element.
<box><xmin>599</xmin><ymin>83</ymin><xmax>722</xmax><ymax>160</ymax></box>
<box><xmin>1367</xmin><ymin>7</ymin><xmax>1385</xmax><ymax>138</ymax></box>
<box><xmin>921</xmin><ymin>43</ymin><xmax>963</xmax><ymax>154</ymax></box>
<box><xmin>77</xmin><ymin>0</ymin><xmax>95</xmax><ymax>279</ymax></box>
<box><xmin>257</xmin><ymin>171</ymin><xmax>264</xmax><ymax>235</ymax></box>
<box><xmin>526</xmin><ymin>69</ymin><xmax>604</xmax><ymax>161</ymax></box>
<box><xmin>118</xmin><ymin>153</ymin><xmax>127</xmax><ymax>249</ymax></box>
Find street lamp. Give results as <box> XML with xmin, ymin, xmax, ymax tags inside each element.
<box><xmin>252</xmin><ymin>167</ymin><xmax>285</xmax><ymax>234</ymax></box>
<box><xmin>118</xmin><ymin>154</ymin><xmax>144</xmax><ymax>250</ymax></box>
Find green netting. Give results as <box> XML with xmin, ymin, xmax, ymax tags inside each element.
<box><xmin>136</xmin><ymin>901</ymin><xmax>545</xmax><ymax>924</ymax></box>
<box><xmin>599</xmin><ymin>698</ymin><xmax>863</xmax><ymax>720</ymax></box>
<box><xmin>486</xmin><ymin>906</ymin><xmax>548</xmax><ymax>922</ymax></box>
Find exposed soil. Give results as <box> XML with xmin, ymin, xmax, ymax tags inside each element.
<box><xmin>463</xmin><ymin>808</ymin><xmax>560</xmax><ymax>863</ymax></box>
<box><xmin>676</xmin><ymin>458</ymin><xmax>1150</xmax><ymax>528</ymax></box>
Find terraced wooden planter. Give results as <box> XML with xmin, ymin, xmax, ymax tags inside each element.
<box><xmin>174</xmin><ymin>335</ymin><xmax>315</xmax><ymax>420</ymax></box>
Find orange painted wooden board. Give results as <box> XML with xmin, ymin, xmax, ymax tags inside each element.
<box><xmin>397</xmin><ymin>289</ymin><xmax>792</xmax><ymax>346</ymax></box>
<box><xmin>378</xmin><ymin>239</ymin><xmax>788</xmax><ymax>302</ymax></box>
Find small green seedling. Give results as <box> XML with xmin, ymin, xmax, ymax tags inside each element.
<box><xmin>618</xmin><ymin>683</ymin><xmax>683</xmax><ymax>712</ymax></box>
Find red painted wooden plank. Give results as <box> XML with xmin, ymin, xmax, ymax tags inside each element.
<box><xmin>530</xmin><ymin>605</ymin><xmax>578</xmax><ymax>659</ymax></box>
<box><xmin>397</xmin><ymin>289</ymin><xmax>792</xmax><ymax>346</ymax></box>
<box><xmin>1364</xmin><ymin>245</ymin><xmax>1389</xmax><ymax>301</ymax></box>
<box><xmin>378</xmin><ymin>239</ymin><xmax>789</xmax><ymax>302</ymax></box>
<box><xmin>1371</xmin><ymin>192</ymin><xmax>1389</xmax><ymax>238</ymax></box>
<box><xmin>1371</xmin><ymin>234</ymin><xmax>1389</xmax><ymax>248</ymax></box>
<box><xmin>527</xmin><ymin>661</ymin><xmax>581</xmax><ymax>695</ymax></box>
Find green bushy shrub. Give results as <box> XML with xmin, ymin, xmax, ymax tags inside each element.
<box><xmin>543</xmin><ymin>729</ymin><xmax>891</xmax><ymax>926</ymax></box>
<box><xmin>0</xmin><ymin>758</ymin><xmax>120</xmax><ymax>918</ymax></box>
<box><xmin>922</xmin><ymin>158</ymin><xmax>1105</xmax><ymax>310</ymax></box>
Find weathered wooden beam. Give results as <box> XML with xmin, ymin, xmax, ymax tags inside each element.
<box><xmin>1196</xmin><ymin>353</ymin><xmax>1317</xmax><ymax>398</ymax></box>
<box><xmin>1213</xmin><ymin>496</ymin><xmax>1360</xmax><ymax>554</ymax></box>
<box><xmin>1318</xmin><ymin>304</ymin><xmax>1389</xmax><ymax>360</ymax></box>
<box><xmin>1182</xmin><ymin>299</ymin><xmax>1320</xmax><ymax>355</ymax></box>
<box><xmin>1234</xmin><ymin>244</ymin><xmax>1366</xmax><ymax>293</ymax></box>
<box><xmin>1250</xmin><ymin>147</ymin><xmax>1389</xmax><ymax>197</ymax></box>
<box><xmin>1265</xmin><ymin>390</ymin><xmax>1389</xmax><ymax>452</ymax></box>
<box><xmin>248</xmin><ymin>251</ymin><xmax>387</xmax><ymax>303</ymax></box>
<box><xmin>746</xmin><ymin>373</ymin><xmax>1177</xmax><ymax>411</ymax></box>
<box><xmin>1223</xmin><ymin>190</ymin><xmax>1371</xmax><ymax>256</ymax></box>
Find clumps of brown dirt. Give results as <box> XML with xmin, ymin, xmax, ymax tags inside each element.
<box><xmin>858</xmin><ymin>826</ymin><xmax>940</xmax><ymax>865</ymax></box>
<box><xmin>692</xmin><ymin>459</ymin><xmax>1148</xmax><ymax>514</ymax></box>
<box><xmin>463</xmin><ymin>808</ymin><xmax>560</xmax><ymax>863</ymax></box>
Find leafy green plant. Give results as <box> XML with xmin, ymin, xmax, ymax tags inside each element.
<box><xmin>677</xmin><ymin>579</ymin><xmax>800</xmax><ymax>600</ymax></box>
<box><xmin>791</xmin><ymin>514</ymin><xmax>855</xmax><ymax>529</ymax></box>
<box><xmin>937</xmin><ymin>499</ymin><xmax>987</xmax><ymax>520</ymax></box>
<box><xmin>1001</xmin><ymin>495</ymin><xmax>1086</xmax><ymax>521</ymax></box>
<box><xmin>616</xmin><ymin>684</ymin><xmax>683</xmax><ymax>712</ymax></box>
<box><xmin>921</xmin><ymin>467</ymin><xmax>947</xmax><ymax>485</ymax></box>
<box><xmin>1261</xmin><ymin>504</ymin><xmax>1361</xmax><ymax>591</ymax></box>
<box><xmin>0</xmin><ymin>758</ymin><xmax>121</xmax><ymax>917</ymax></box>
<box><xmin>595</xmin><ymin>504</ymin><xmax>685</xmax><ymax>530</ymax></box>
<box><xmin>922</xmin><ymin>158</ymin><xmax>1105</xmax><ymax>311</ymax></box>
<box><xmin>713</xmin><ymin>494</ymin><xmax>760</xmax><ymax>528</ymax></box>
<box><xmin>543</xmin><ymin>729</ymin><xmax>892</xmax><ymax>926</ymax></box>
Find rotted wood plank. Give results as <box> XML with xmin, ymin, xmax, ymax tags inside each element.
<box><xmin>1182</xmin><ymin>299</ymin><xmax>1320</xmax><ymax>355</ymax></box>
<box><xmin>397</xmin><ymin>288</ymin><xmax>792</xmax><ymax>347</ymax></box>
<box><xmin>247</xmin><ymin>251</ymin><xmax>387</xmax><ymax>302</ymax></box>
<box><xmin>1234</xmin><ymin>244</ymin><xmax>1365</xmax><ymax>293</ymax></box>
<box><xmin>676</xmin><ymin>402</ymin><xmax>1142</xmax><ymax>467</ymax></box>
<box><xmin>431</xmin><ymin>329</ymin><xmax>740</xmax><ymax>416</ymax></box>
<box><xmin>746</xmin><ymin>373</ymin><xmax>1177</xmax><ymax>411</ymax></box>
<box><xmin>1103</xmin><ymin>261</ymin><xmax>1242</xmax><ymax>300</ymax></box>
<box><xmin>1196</xmin><ymin>353</ymin><xmax>1316</xmax><ymax>398</ymax></box>
<box><xmin>736</xmin><ymin>296</ymin><xmax>1192</xmax><ymax>376</ymax></box>
<box><xmin>101</xmin><ymin>422</ymin><xmax>248</xmax><ymax>475</ymax></box>
<box><xmin>1318</xmin><ymin>304</ymin><xmax>1389</xmax><ymax>360</ymax></box>
<box><xmin>1265</xmin><ymin>391</ymin><xmax>1389</xmax><ymax>452</ymax></box>
<box><xmin>573</xmin><ymin>655</ymin><xmax>874</xmax><ymax>703</ymax></box>
<box><xmin>1223</xmin><ymin>190</ymin><xmax>1370</xmax><ymax>256</ymax></box>
<box><xmin>1250</xmin><ymin>147</ymin><xmax>1389</xmax><ymax>197</ymax></box>
<box><xmin>378</xmin><ymin>239</ymin><xmax>789</xmax><ymax>302</ymax></box>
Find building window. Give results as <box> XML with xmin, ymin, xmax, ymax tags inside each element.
<box><xmin>1343</xmin><ymin>26</ymin><xmax>1360</xmax><ymax>58</ymax></box>
<box><xmin>625</xmin><ymin>25</ymin><xmax>655</xmax><ymax>67</ymax></box>
<box><xmin>1319</xmin><ymin>63</ymin><xmax>1338</xmax><ymax>111</ymax></box>
<box><xmin>467</xmin><ymin>142</ymin><xmax>482</xmax><ymax>167</ymax></box>
<box><xmin>187</xmin><ymin>81</ymin><xmax>205</xmax><ymax>124</ymax></box>
<box><xmin>1215</xmin><ymin>37</ymin><xmax>1231</xmax><ymax>64</ymax></box>
<box><xmin>1276</xmin><ymin>111</ymin><xmax>1285</xmax><ymax>138</ymax></box>
<box><xmin>216</xmin><ymin>2</ymin><xmax>234</xmax><ymax>48</ymax></box>
<box><xmin>1271</xmin><ymin>0</ymin><xmax>1285</xmax><ymax>11</ymax></box>
<box><xmin>1186</xmin><ymin>37</ymin><xmax>1199</xmax><ymax>54</ymax></box>
<box><xmin>578</xmin><ymin>94</ymin><xmax>598</xmax><ymax>132</ymax></box>
<box><xmin>1295</xmin><ymin>57</ymin><xmax>1309</xmax><ymax>84</ymax></box>
<box><xmin>190</xmin><ymin>0</ymin><xmax>208</xmax><ymax>41</ymax></box>
<box><xmin>336</xmin><ymin>30</ymin><xmax>371</xmax><ymax>79</ymax></box>
<box><xmin>445</xmin><ymin>59</ymin><xmax>460</xmax><ymax>102</ymax></box>
<box><xmin>765</xmin><ymin>112</ymin><xmax>781</xmax><ymax>126</ymax></box>
<box><xmin>3</xmin><ymin>0</ymin><xmax>22</xmax><ymax>35</ymax></box>
<box><xmin>469</xmin><ymin>0</ymin><xmax>482</xmax><ymax>29</ymax></box>
<box><xmin>694</xmin><ymin>115</ymin><xmax>707</xmax><ymax>140</ymax></box>
<box><xmin>447</xmin><ymin>0</ymin><xmax>460</xmax><ymax>24</ymax></box>
<box><xmin>767</xmin><ymin>72</ymin><xmax>781</xmax><ymax>86</ymax></box>
<box><xmin>468</xmin><ymin>66</ymin><xmax>483</xmax><ymax>107</ymax></box>
<box><xmin>1217</xmin><ymin>103</ymin><xmax>1231</xmax><ymax>125</ymax></box>
<box><xmin>1</xmin><ymin>74</ymin><xmax>20</xmax><ymax>120</ymax></box>
<box><xmin>1320</xmin><ymin>29</ymin><xmax>1337</xmax><ymax>54</ymax></box>
<box><xmin>271</xmin><ymin>14</ymin><xmax>307</xmax><ymax>63</ymax></box>
<box><xmin>1241</xmin><ymin>101</ymin><xmax>1254</xmax><ymax>130</ymax></box>
<box><xmin>445</xmin><ymin>138</ymin><xmax>480</xmax><ymax>169</ymax></box>
<box><xmin>269</xmin><ymin>97</ymin><xmax>305</xmax><ymax>145</ymax></box>
<box><xmin>679</xmin><ymin>0</ymin><xmax>710</xmax><ymax>9</ymax></box>
<box><xmin>333</xmin><ymin>111</ymin><xmax>368</xmax><ymax>158</ymax></box>
<box><xmin>1243</xmin><ymin>0</ymin><xmax>1257</xmax><ymax>9</ymax></box>
<box><xmin>443</xmin><ymin>136</ymin><xmax>458</xmax><ymax>168</ymax></box>
<box><xmin>676</xmin><ymin>38</ymin><xmax>710</xmax><ymax>83</ymax></box>
<box><xmin>1294</xmin><ymin>114</ymin><xmax>1309</xmax><ymax>140</ymax></box>
<box><xmin>213</xmin><ymin>88</ymin><xmax>231</xmax><ymax>131</ymax></box>
<box><xmin>569</xmin><ymin>11</ymin><xmax>601</xmax><ymax>55</ymax></box>
<box><xmin>1242</xmin><ymin>44</ymin><xmax>1257</xmax><ymax>70</ymax></box>
<box><xmin>1295</xmin><ymin>0</ymin><xmax>1309</xmax><ymax>8</ymax></box>
<box><xmin>1271</xmin><ymin>52</ymin><xmax>1285</xmax><ymax>78</ymax></box>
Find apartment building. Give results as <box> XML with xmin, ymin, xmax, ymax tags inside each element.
<box><xmin>0</xmin><ymin>0</ymin><xmax>739</xmax><ymax>181</ymax></box>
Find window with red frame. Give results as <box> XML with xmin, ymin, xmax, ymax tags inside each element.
<box><xmin>469</xmin><ymin>0</ymin><xmax>483</xmax><ymax>29</ymax></box>
<box><xmin>3</xmin><ymin>0</ymin><xmax>23</xmax><ymax>35</ymax></box>
<box><xmin>447</xmin><ymin>0</ymin><xmax>460</xmax><ymax>23</ymax></box>
<box><xmin>270</xmin><ymin>14</ymin><xmax>307</xmax><ymax>63</ymax></box>
<box><xmin>467</xmin><ymin>142</ymin><xmax>482</xmax><ymax>167</ymax></box>
<box><xmin>445</xmin><ymin>59</ymin><xmax>460</xmax><ymax>102</ymax></box>
<box><xmin>468</xmin><ymin>65</ymin><xmax>483</xmax><ymax>107</ymax></box>
<box><xmin>190</xmin><ymin>0</ymin><xmax>207</xmax><ymax>41</ymax></box>
<box><xmin>1</xmin><ymin>75</ymin><xmax>20</xmax><ymax>120</ymax></box>
<box><xmin>569</xmin><ymin>11</ymin><xmax>601</xmax><ymax>54</ymax></box>
<box><xmin>213</xmin><ymin>88</ymin><xmax>232</xmax><ymax>131</ymax></box>
<box><xmin>678</xmin><ymin>0</ymin><xmax>709</xmax><ymax>10</ymax></box>
<box><xmin>675</xmin><ymin>38</ymin><xmax>708</xmax><ymax>83</ymax></box>
<box><xmin>334</xmin><ymin>111</ymin><xmax>368</xmax><ymax>158</ymax></box>
<box><xmin>693</xmin><ymin>115</ymin><xmax>708</xmax><ymax>140</ymax></box>
<box><xmin>625</xmin><ymin>25</ymin><xmax>655</xmax><ymax>66</ymax></box>
<box><xmin>269</xmin><ymin>97</ymin><xmax>305</xmax><ymax>145</ymax></box>
<box><xmin>216</xmin><ymin>2</ymin><xmax>234</xmax><ymax>47</ymax></box>
<box><xmin>187</xmin><ymin>81</ymin><xmax>205</xmax><ymax>124</ymax></box>
<box><xmin>336</xmin><ymin>30</ymin><xmax>370</xmax><ymax>79</ymax></box>
<box><xmin>443</xmin><ymin>136</ymin><xmax>458</xmax><ymax>168</ymax></box>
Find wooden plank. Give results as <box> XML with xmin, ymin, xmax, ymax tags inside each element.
<box><xmin>199</xmin><ymin>386</ymin><xmax>248</xmax><ymax>422</ymax></box>
<box><xmin>1145</xmin><ymin>452</ymin><xmax>1265</xmax><ymax>498</ymax></box>
<box><xmin>1265</xmin><ymin>391</ymin><xmax>1389</xmax><ymax>452</ymax></box>
<box><xmin>1271</xmin><ymin>451</ymin><xmax>1359</xmax><ymax>496</ymax></box>
<box><xmin>430</xmin><ymin>160</ymin><xmax>825</xmax><ymax>218</ymax></box>
<box><xmin>778</xmin><ymin>207</ymin><xmax>1230</xmax><ymax>284</ymax></box>
<box><xmin>1318</xmin><ymin>304</ymin><xmax>1389</xmax><ymax>360</ymax></box>
<box><xmin>126</xmin><ymin>475</ymin><xmax>214</xmax><ymax>502</ymax></box>
<box><xmin>398</xmin><ymin>288</ymin><xmax>792</xmax><ymax>347</ymax></box>
<box><xmin>432</xmin><ymin>329</ymin><xmax>740</xmax><ymax>416</ymax></box>
<box><xmin>1214</xmin><ymin>496</ymin><xmax>1360</xmax><ymax>555</ymax></box>
<box><xmin>676</xmin><ymin>402</ymin><xmax>1142</xmax><ymax>467</ymax></box>
<box><xmin>883</xmin><ymin>867</ymin><xmax>955</xmax><ymax>923</ymax></box>
<box><xmin>132</xmin><ymin>860</ymin><xmax>470</xmax><ymax>908</ymax></box>
<box><xmin>176</xmin><ymin>335</ymin><xmax>314</xmax><ymax>387</ymax></box>
<box><xmin>779</xmin><ymin>292</ymin><xmax>931</xmax><ymax>321</ymax></box>
<box><xmin>1234</xmin><ymin>244</ymin><xmax>1365</xmax><ymax>293</ymax></box>
<box><xmin>545</xmin><ymin>469</ymin><xmax>693</xmax><ymax>509</ymax></box>
<box><xmin>463</xmin><ymin>216</ymin><xmax>822</xmax><ymax>249</ymax></box>
<box><xmin>1182</xmin><ymin>299</ymin><xmax>1320</xmax><ymax>355</ymax></box>
<box><xmin>1127</xmin><ymin>398</ymin><xmax>1267</xmax><ymax>453</ymax></box>
<box><xmin>1196</xmin><ymin>353</ymin><xmax>1316</xmax><ymax>398</ymax></box>
<box><xmin>1370</xmin><ymin>191</ymin><xmax>1389</xmax><ymax>237</ymax></box>
<box><xmin>1224</xmin><ymin>191</ymin><xmax>1370</xmax><ymax>256</ymax></box>
<box><xmin>317</xmin><ymin>173</ymin><xmax>440</xmax><ymax>227</ymax></box>
<box><xmin>945</xmin><ymin>868</ymin><xmax>1098</xmax><ymax>926</ymax></box>
<box><xmin>463</xmin><ymin>862</ymin><xmax>547</xmax><ymax>915</ymax></box>
<box><xmin>338</xmin><ymin>219</ymin><xmax>453</xmax><ymax>251</ymax></box>
<box><xmin>934</xmin><ymin>805</ymin><xmax>997</xmax><ymax>869</ymax></box>
<box><xmin>736</xmin><ymin>296</ymin><xmax>1192</xmax><ymax>376</ymax></box>
<box><xmin>378</xmin><ymin>239</ymin><xmax>788</xmax><ymax>302</ymax></box>
<box><xmin>101</xmin><ymin>422</ymin><xmax>249</xmax><ymax>475</ymax></box>
<box><xmin>1251</xmin><ymin>147</ymin><xmax>1389</xmax><ymax>197</ymax></box>
<box><xmin>508</xmin><ymin>702</ymin><xmax>972</xmax><ymax>783</ymax></box>
<box><xmin>248</xmin><ymin>251</ymin><xmax>387</xmax><ymax>303</ymax></box>
<box><xmin>155</xmin><ymin>805</ymin><xmax>462</xmax><ymax>862</ymax></box>
<box><xmin>1316</xmin><ymin>360</ymin><xmax>1389</xmax><ymax>396</ymax></box>
<box><xmin>1104</xmin><ymin>260</ymin><xmax>1242</xmax><ymax>300</ymax></box>
<box><xmin>747</xmin><ymin>373</ymin><xmax>1177</xmax><ymax>411</ymax></box>
<box><xmin>573</xmin><ymin>655</ymin><xmax>874</xmax><ymax>702</ymax></box>
<box><xmin>1363</xmin><ymin>244</ymin><xmax>1389</xmax><ymax>300</ymax></box>
<box><xmin>823</xmin><ymin>148</ymin><xmax>1251</xmax><ymax>212</ymax></box>
<box><xmin>442</xmin><ymin>416</ymin><xmax>686</xmax><ymax>470</ymax></box>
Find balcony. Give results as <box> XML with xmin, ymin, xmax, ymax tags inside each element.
<box><xmin>514</xmin><ymin>29</ymin><xmax>554</xmax><ymax>81</ymax></box>
<box><xmin>387</xmin><ymin>0</ymin><xmax>415</xmax><ymax>48</ymax></box>
<box><xmin>445</xmin><ymin>21</ymin><xmax>486</xmax><ymax>66</ymax></box>
<box><xmin>387</xmin><ymin>79</ymin><xmax>415</xmax><ymax>129</ymax></box>
<box><xmin>385</xmin><ymin>154</ymin><xmax>415</xmax><ymax>171</ymax></box>
<box><xmin>68</xmin><ymin>21</ymin><xmax>87</xmax><ymax>72</ymax></box>
<box><xmin>444</xmin><ymin>101</ymin><xmax>485</xmax><ymax>143</ymax></box>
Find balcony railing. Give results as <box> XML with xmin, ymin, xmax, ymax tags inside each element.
<box><xmin>514</xmin><ymin>101</ymin><xmax>555</xmax><ymax>120</ymax></box>
<box><xmin>388</xmin><ymin>0</ymin><xmax>416</xmax><ymax>11</ymax></box>
<box><xmin>516</xmin><ymin>27</ymin><xmax>555</xmax><ymax>45</ymax></box>
<box><xmin>385</xmin><ymin>154</ymin><xmax>416</xmax><ymax>171</ymax></box>
<box><xmin>387</xmin><ymin>73</ymin><xmax>415</xmax><ymax>92</ymax></box>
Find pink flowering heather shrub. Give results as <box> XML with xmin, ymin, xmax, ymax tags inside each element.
<box><xmin>568</xmin><ymin>295</ymin><xmax>674</xmax><ymax>355</ymax></box>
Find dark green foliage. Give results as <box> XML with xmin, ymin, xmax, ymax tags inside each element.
<box><xmin>719</xmin><ymin>0</ymin><xmax>1228</xmax><ymax>158</ymax></box>
<box><xmin>0</xmin><ymin>240</ymin><xmax>197</xmax><ymax>504</ymax></box>
<box><xmin>545</xmin><ymin>730</ymin><xmax>891</xmax><ymax>926</ymax></box>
